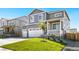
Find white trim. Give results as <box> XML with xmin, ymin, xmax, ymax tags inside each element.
<box><xmin>45</xmin><ymin>12</ymin><xmax>47</xmax><ymax>20</ymax></box>
<box><xmin>47</xmin><ymin>21</ymin><xmax>49</xmax><ymax>35</ymax></box>
<box><xmin>60</xmin><ymin>20</ymin><xmax>61</xmax><ymax>37</ymax></box>
<box><xmin>49</xmin><ymin>22</ymin><xmax>60</xmax><ymax>30</ymax></box>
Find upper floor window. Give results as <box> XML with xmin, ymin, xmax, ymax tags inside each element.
<box><xmin>30</xmin><ymin>13</ymin><xmax>46</xmax><ymax>23</ymax></box>
<box><xmin>39</xmin><ymin>14</ymin><xmax>42</xmax><ymax>20</ymax></box>
<box><xmin>30</xmin><ymin>16</ymin><xmax>34</xmax><ymax>23</ymax></box>
<box><xmin>34</xmin><ymin>15</ymin><xmax>39</xmax><ymax>22</ymax></box>
<box><xmin>54</xmin><ymin>12</ymin><xmax>63</xmax><ymax>17</ymax></box>
<box><xmin>34</xmin><ymin>14</ymin><xmax>43</xmax><ymax>22</ymax></box>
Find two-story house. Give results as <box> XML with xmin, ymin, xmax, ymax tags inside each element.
<box><xmin>0</xmin><ymin>17</ymin><xmax>27</xmax><ymax>37</ymax></box>
<box><xmin>0</xmin><ymin>9</ymin><xmax>70</xmax><ymax>37</ymax></box>
<box><xmin>22</xmin><ymin>9</ymin><xmax>70</xmax><ymax>37</ymax></box>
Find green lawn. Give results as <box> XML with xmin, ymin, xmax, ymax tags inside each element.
<box><xmin>1</xmin><ymin>38</ymin><xmax>65</xmax><ymax>51</ymax></box>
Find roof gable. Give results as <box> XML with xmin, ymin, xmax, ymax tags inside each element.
<box><xmin>29</xmin><ymin>9</ymin><xmax>44</xmax><ymax>15</ymax></box>
<box><xmin>64</xmin><ymin>11</ymin><xmax>70</xmax><ymax>21</ymax></box>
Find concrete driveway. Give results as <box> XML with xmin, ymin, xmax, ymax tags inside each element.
<box><xmin>0</xmin><ymin>38</ymin><xmax>27</xmax><ymax>51</ymax></box>
<box><xmin>61</xmin><ymin>39</ymin><xmax>79</xmax><ymax>51</ymax></box>
<box><xmin>0</xmin><ymin>38</ymin><xmax>26</xmax><ymax>46</ymax></box>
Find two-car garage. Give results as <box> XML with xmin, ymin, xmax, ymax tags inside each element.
<box><xmin>22</xmin><ymin>28</ymin><xmax>43</xmax><ymax>37</ymax></box>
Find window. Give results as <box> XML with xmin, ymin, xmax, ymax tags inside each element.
<box><xmin>53</xmin><ymin>24</ymin><xmax>56</xmax><ymax>29</ymax></box>
<box><xmin>30</xmin><ymin>16</ymin><xmax>34</xmax><ymax>23</ymax></box>
<box><xmin>34</xmin><ymin>15</ymin><xmax>38</xmax><ymax>22</ymax></box>
<box><xmin>34</xmin><ymin>14</ymin><xmax>43</xmax><ymax>22</ymax></box>
<box><xmin>30</xmin><ymin>13</ymin><xmax>44</xmax><ymax>23</ymax></box>
<box><xmin>11</xmin><ymin>22</ymin><xmax>14</xmax><ymax>25</ymax></box>
<box><xmin>39</xmin><ymin>14</ymin><xmax>42</xmax><ymax>20</ymax></box>
<box><xmin>54</xmin><ymin>12</ymin><xmax>62</xmax><ymax>17</ymax></box>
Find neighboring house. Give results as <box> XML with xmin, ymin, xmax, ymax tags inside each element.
<box><xmin>0</xmin><ymin>9</ymin><xmax>70</xmax><ymax>37</ymax></box>
<box><xmin>0</xmin><ymin>17</ymin><xmax>27</xmax><ymax>37</ymax></box>
<box><xmin>67</xmin><ymin>28</ymin><xmax>77</xmax><ymax>33</ymax></box>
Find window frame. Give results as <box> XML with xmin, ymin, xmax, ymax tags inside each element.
<box><xmin>53</xmin><ymin>23</ymin><xmax>56</xmax><ymax>30</ymax></box>
<box><xmin>54</xmin><ymin>12</ymin><xmax>63</xmax><ymax>17</ymax></box>
<box><xmin>29</xmin><ymin>12</ymin><xmax>46</xmax><ymax>23</ymax></box>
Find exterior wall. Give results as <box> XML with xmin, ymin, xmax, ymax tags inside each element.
<box><xmin>0</xmin><ymin>18</ymin><xmax>8</xmax><ymax>27</ymax></box>
<box><xmin>0</xmin><ymin>28</ymin><xmax>3</xmax><ymax>35</ymax></box>
<box><xmin>0</xmin><ymin>20</ymin><xmax>3</xmax><ymax>27</ymax></box>
<box><xmin>62</xmin><ymin>12</ymin><xmax>70</xmax><ymax>32</ymax></box>
<box><xmin>47</xmin><ymin>11</ymin><xmax>64</xmax><ymax>19</ymax></box>
<box><xmin>29</xmin><ymin>12</ymin><xmax>46</xmax><ymax>24</ymax></box>
<box><xmin>12</xmin><ymin>16</ymin><xmax>28</xmax><ymax>27</ymax></box>
<box><xmin>28</xmin><ymin>24</ymin><xmax>38</xmax><ymax>28</ymax></box>
<box><xmin>0</xmin><ymin>18</ymin><xmax>9</xmax><ymax>35</ymax></box>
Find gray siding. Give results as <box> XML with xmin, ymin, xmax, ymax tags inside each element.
<box><xmin>29</xmin><ymin>12</ymin><xmax>46</xmax><ymax>24</ymax></box>
<box><xmin>28</xmin><ymin>24</ymin><xmax>38</xmax><ymax>28</ymax></box>
<box><xmin>48</xmin><ymin>11</ymin><xmax>64</xmax><ymax>19</ymax></box>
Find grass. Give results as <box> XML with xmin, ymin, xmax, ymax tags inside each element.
<box><xmin>1</xmin><ymin>38</ymin><xmax>65</xmax><ymax>51</ymax></box>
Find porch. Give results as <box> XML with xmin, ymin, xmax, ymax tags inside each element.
<box><xmin>2</xmin><ymin>26</ymin><xmax>21</xmax><ymax>37</ymax></box>
<box><xmin>46</xmin><ymin>19</ymin><xmax>63</xmax><ymax>36</ymax></box>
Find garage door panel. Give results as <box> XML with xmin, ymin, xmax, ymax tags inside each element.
<box><xmin>22</xmin><ymin>28</ymin><xmax>43</xmax><ymax>37</ymax></box>
<box><xmin>22</xmin><ymin>29</ymin><xmax>27</xmax><ymax>37</ymax></box>
<box><xmin>29</xmin><ymin>28</ymin><xmax>43</xmax><ymax>37</ymax></box>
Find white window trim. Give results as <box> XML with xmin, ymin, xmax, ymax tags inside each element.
<box><xmin>51</xmin><ymin>22</ymin><xmax>60</xmax><ymax>30</ymax></box>
<box><xmin>52</xmin><ymin>23</ymin><xmax>56</xmax><ymax>30</ymax></box>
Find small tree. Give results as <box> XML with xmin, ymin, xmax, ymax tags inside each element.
<box><xmin>38</xmin><ymin>21</ymin><xmax>47</xmax><ymax>35</ymax></box>
<box><xmin>38</xmin><ymin>21</ymin><xmax>47</xmax><ymax>42</ymax></box>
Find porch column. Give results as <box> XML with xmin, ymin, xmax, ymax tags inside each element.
<box><xmin>60</xmin><ymin>20</ymin><xmax>61</xmax><ymax>37</ymax></box>
<box><xmin>47</xmin><ymin>21</ymin><xmax>49</xmax><ymax>35</ymax></box>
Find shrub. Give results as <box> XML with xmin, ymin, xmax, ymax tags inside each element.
<box><xmin>0</xmin><ymin>35</ymin><xmax>6</xmax><ymax>38</ymax></box>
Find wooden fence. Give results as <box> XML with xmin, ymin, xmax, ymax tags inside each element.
<box><xmin>66</xmin><ymin>33</ymin><xmax>79</xmax><ymax>40</ymax></box>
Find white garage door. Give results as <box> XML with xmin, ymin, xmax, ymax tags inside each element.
<box><xmin>28</xmin><ymin>28</ymin><xmax>43</xmax><ymax>37</ymax></box>
<box><xmin>22</xmin><ymin>29</ymin><xmax>27</xmax><ymax>37</ymax></box>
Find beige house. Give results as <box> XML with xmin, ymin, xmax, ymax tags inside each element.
<box><xmin>0</xmin><ymin>17</ymin><xmax>27</xmax><ymax>37</ymax></box>
<box><xmin>0</xmin><ymin>9</ymin><xmax>70</xmax><ymax>37</ymax></box>
<box><xmin>22</xmin><ymin>9</ymin><xmax>70</xmax><ymax>37</ymax></box>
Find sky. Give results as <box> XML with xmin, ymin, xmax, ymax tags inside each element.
<box><xmin>0</xmin><ymin>8</ymin><xmax>79</xmax><ymax>31</ymax></box>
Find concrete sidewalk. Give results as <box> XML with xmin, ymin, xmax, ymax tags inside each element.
<box><xmin>61</xmin><ymin>39</ymin><xmax>79</xmax><ymax>47</ymax></box>
<box><xmin>0</xmin><ymin>38</ymin><xmax>26</xmax><ymax>46</ymax></box>
<box><xmin>63</xmin><ymin>46</ymin><xmax>79</xmax><ymax>51</ymax></box>
<box><xmin>61</xmin><ymin>39</ymin><xmax>79</xmax><ymax>51</ymax></box>
<box><xmin>0</xmin><ymin>38</ymin><xmax>27</xmax><ymax>51</ymax></box>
